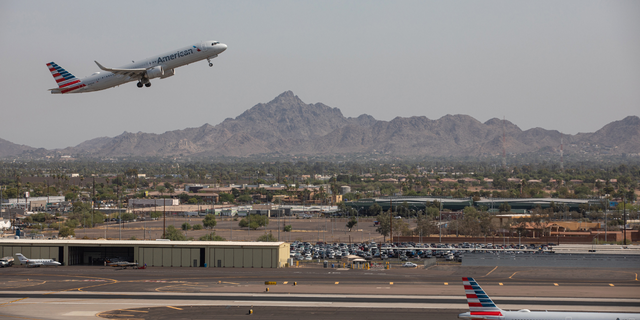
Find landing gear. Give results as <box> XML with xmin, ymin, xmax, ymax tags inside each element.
<box><xmin>207</xmin><ymin>57</ymin><xmax>213</xmax><ymax>67</ymax></box>
<box><xmin>137</xmin><ymin>82</ymin><xmax>143</xmax><ymax>88</ymax></box>
<box><xmin>145</xmin><ymin>83</ymin><xmax>151</xmax><ymax>87</ymax></box>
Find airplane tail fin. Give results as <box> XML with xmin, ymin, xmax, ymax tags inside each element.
<box><xmin>46</xmin><ymin>62</ymin><xmax>85</xmax><ymax>93</ymax></box>
<box><xmin>462</xmin><ymin>277</ymin><xmax>503</xmax><ymax>318</ymax></box>
<box><xmin>15</xmin><ymin>253</ymin><xmax>28</xmax><ymax>262</ymax></box>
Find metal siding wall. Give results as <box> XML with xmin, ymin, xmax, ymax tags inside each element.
<box><xmin>208</xmin><ymin>248</ymin><xmax>215</xmax><ymax>267</ymax></box>
<box><xmin>20</xmin><ymin>247</ymin><xmax>31</xmax><ymax>257</ymax></box>
<box><xmin>138</xmin><ymin>248</ymin><xmax>144</xmax><ymax>265</ymax></box>
<box><xmin>262</xmin><ymin>248</ymin><xmax>271</xmax><ymax>267</ymax></box>
<box><xmin>224</xmin><ymin>249</ymin><xmax>233</xmax><ymax>267</ymax></box>
<box><xmin>30</xmin><ymin>247</ymin><xmax>40</xmax><ymax>258</ymax></box>
<box><xmin>2</xmin><ymin>247</ymin><xmax>10</xmax><ymax>257</ymax></box>
<box><xmin>181</xmin><ymin>249</ymin><xmax>190</xmax><ymax>267</ymax></box>
<box><xmin>162</xmin><ymin>248</ymin><xmax>172</xmax><ymax>267</ymax></box>
<box><xmin>243</xmin><ymin>249</ymin><xmax>252</xmax><ymax>268</ymax></box>
<box><xmin>144</xmin><ymin>248</ymin><xmax>154</xmax><ymax>266</ymax></box>
<box><xmin>252</xmin><ymin>249</ymin><xmax>262</xmax><ymax>268</ymax></box>
<box><xmin>191</xmin><ymin>248</ymin><xmax>199</xmax><ymax>267</ymax></box>
<box><xmin>271</xmin><ymin>249</ymin><xmax>277</xmax><ymax>268</ymax></box>
<box><xmin>153</xmin><ymin>248</ymin><xmax>163</xmax><ymax>266</ymax></box>
<box><xmin>215</xmin><ymin>248</ymin><xmax>225</xmax><ymax>267</ymax></box>
<box><xmin>233</xmin><ymin>248</ymin><xmax>243</xmax><ymax>267</ymax></box>
<box><xmin>171</xmin><ymin>248</ymin><xmax>181</xmax><ymax>267</ymax></box>
<box><xmin>50</xmin><ymin>247</ymin><xmax>59</xmax><ymax>261</ymax></box>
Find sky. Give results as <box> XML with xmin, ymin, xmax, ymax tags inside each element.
<box><xmin>1</xmin><ymin>0</ymin><xmax>638</xmax><ymax>149</ymax></box>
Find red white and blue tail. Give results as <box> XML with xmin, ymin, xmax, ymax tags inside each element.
<box><xmin>461</xmin><ymin>277</ymin><xmax>503</xmax><ymax>319</ymax></box>
<box><xmin>46</xmin><ymin>62</ymin><xmax>86</xmax><ymax>94</ymax></box>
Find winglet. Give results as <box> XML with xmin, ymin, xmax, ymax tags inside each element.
<box><xmin>94</xmin><ymin>61</ymin><xmax>108</xmax><ymax>71</ymax></box>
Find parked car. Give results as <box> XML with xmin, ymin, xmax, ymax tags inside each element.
<box><xmin>402</xmin><ymin>262</ymin><xmax>417</xmax><ymax>268</ymax></box>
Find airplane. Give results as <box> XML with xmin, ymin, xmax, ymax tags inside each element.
<box><xmin>459</xmin><ymin>277</ymin><xmax>640</xmax><ymax>320</ymax></box>
<box><xmin>46</xmin><ymin>40</ymin><xmax>227</xmax><ymax>94</ymax></box>
<box><xmin>106</xmin><ymin>259</ymin><xmax>139</xmax><ymax>269</ymax></box>
<box><xmin>15</xmin><ymin>253</ymin><xmax>61</xmax><ymax>267</ymax></box>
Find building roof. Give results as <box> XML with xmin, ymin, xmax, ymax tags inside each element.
<box><xmin>0</xmin><ymin>239</ymin><xmax>287</xmax><ymax>247</ymax></box>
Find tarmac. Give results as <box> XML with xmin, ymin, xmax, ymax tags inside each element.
<box><xmin>0</xmin><ymin>264</ymin><xmax>638</xmax><ymax>319</ymax></box>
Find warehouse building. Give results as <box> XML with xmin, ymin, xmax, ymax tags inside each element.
<box><xmin>0</xmin><ymin>239</ymin><xmax>289</xmax><ymax>268</ymax></box>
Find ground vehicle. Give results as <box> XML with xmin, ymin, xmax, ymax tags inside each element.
<box><xmin>402</xmin><ymin>262</ymin><xmax>417</xmax><ymax>268</ymax></box>
<box><xmin>0</xmin><ymin>256</ymin><xmax>14</xmax><ymax>267</ymax></box>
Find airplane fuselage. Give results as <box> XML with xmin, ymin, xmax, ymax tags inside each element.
<box><xmin>48</xmin><ymin>40</ymin><xmax>227</xmax><ymax>94</ymax></box>
<box><xmin>460</xmin><ymin>310</ymin><xmax>640</xmax><ymax>320</ymax></box>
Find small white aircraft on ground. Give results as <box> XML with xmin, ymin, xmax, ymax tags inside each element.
<box><xmin>46</xmin><ymin>40</ymin><xmax>227</xmax><ymax>94</ymax></box>
<box><xmin>15</xmin><ymin>253</ymin><xmax>61</xmax><ymax>267</ymax></box>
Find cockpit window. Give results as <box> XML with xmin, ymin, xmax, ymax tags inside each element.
<box><xmin>212</xmin><ymin>42</ymin><xmax>219</xmax><ymax>46</ymax></box>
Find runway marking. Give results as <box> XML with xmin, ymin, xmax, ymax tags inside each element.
<box><xmin>335</xmin><ymin>282</ymin><xmax>339</xmax><ymax>285</ymax></box>
<box><xmin>0</xmin><ymin>297</ymin><xmax>28</xmax><ymax>307</ymax></box>
<box><xmin>283</xmin><ymin>281</ymin><xmax>288</xmax><ymax>285</ymax></box>
<box><xmin>444</xmin><ymin>283</ymin><xmax>448</xmax><ymax>286</ymax></box>
<box><xmin>484</xmin><ymin>266</ymin><xmax>498</xmax><ymax>277</ymax></box>
<box><xmin>166</xmin><ymin>306</ymin><xmax>183</xmax><ymax>310</ymax></box>
<box><xmin>0</xmin><ymin>314</ymin><xmax>42</xmax><ymax>320</ymax></box>
<box><xmin>609</xmin><ymin>284</ymin><xmax>615</xmax><ymax>287</ymax></box>
<box><xmin>222</xmin><ymin>281</ymin><xmax>239</xmax><ymax>285</ymax></box>
<box><xmin>554</xmin><ymin>283</ymin><xmax>559</xmax><ymax>286</ymax></box>
<box><xmin>509</xmin><ymin>272</ymin><xmax>518</xmax><ymax>279</ymax></box>
<box><xmin>389</xmin><ymin>282</ymin><xmax>393</xmax><ymax>285</ymax></box>
<box><xmin>123</xmin><ymin>310</ymin><xmax>148</xmax><ymax>313</ymax></box>
<box><xmin>499</xmin><ymin>283</ymin><xmax>503</xmax><ymax>286</ymax></box>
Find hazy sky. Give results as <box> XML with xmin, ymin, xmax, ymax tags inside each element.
<box><xmin>1</xmin><ymin>0</ymin><xmax>638</xmax><ymax>149</ymax></box>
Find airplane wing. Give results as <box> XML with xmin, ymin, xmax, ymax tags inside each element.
<box><xmin>94</xmin><ymin>61</ymin><xmax>147</xmax><ymax>77</ymax></box>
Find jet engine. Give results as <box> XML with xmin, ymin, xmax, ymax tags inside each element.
<box><xmin>145</xmin><ymin>66</ymin><xmax>164</xmax><ymax>79</ymax></box>
<box><xmin>161</xmin><ymin>68</ymin><xmax>175</xmax><ymax>78</ymax></box>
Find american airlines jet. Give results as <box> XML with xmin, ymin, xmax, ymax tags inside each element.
<box><xmin>459</xmin><ymin>277</ymin><xmax>640</xmax><ymax>320</ymax></box>
<box><xmin>46</xmin><ymin>40</ymin><xmax>227</xmax><ymax>94</ymax></box>
<box><xmin>15</xmin><ymin>253</ymin><xmax>61</xmax><ymax>267</ymax></box>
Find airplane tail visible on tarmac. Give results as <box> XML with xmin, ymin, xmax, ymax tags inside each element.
<box><xmin>46</xmin><ymin>62</ymin><xmax>85</xmax><ymax>93</ymax></box>
<box><xmin>461</xmin><ymin>277</ymin><xmax>504</xmax><ymax>319</ymax></box>
<box><xmin>15</xmin><ymin>253</ymin><xmax>28</xmax><ymax>264</ymax></box>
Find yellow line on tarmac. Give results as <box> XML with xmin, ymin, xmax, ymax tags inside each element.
<box><xmin>167</xmin><ymin>306</ymin><xmax>183</xmax><ymax>310</ymax></box>
<box><xmin>0</xmin><ymin>314</ymin><xmax>43</xmax><ymax>319</ymax></box>
<box><xmin>444</xmin><ymin>282</ymin><xmax>448</xmax><ymax>286</ymax></box>
<box><xmin>499</xmin><ymin>283</ymin><xmax>503</xmax><ymax>286</ymax></box>
<box><xmin>334</xmin><ymin>282</ymin><xmax>339</xmax><ymax>285</ymax></box>
<box><xmin>554</xmin><ymin>283</ymin><xmax>559</xmax><ymax>286</ymax></box>
<box><xmin>609</xmin><ymin>284</ymin><xmax>615</xmax><ymax>287</ymax></box>
<box><xmin>484</xmin><ymin>266</ymin><xmax>498</xmax><ymax>277</ymax></box>
<box><xmin>0</xmin><ymin>297</ymin><xmax>28</xmax><ymax>307</ymax></box>
<box><xmin>509</xmin><ymin>272</ymin><xmax>518</xmax><ymax>279</ymax></box>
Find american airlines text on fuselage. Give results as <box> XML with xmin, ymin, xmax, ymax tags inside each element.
<box><xmin>156</xmin><ymin>48</ymin><xmax>195</xmax><ymax>64</ymax></box>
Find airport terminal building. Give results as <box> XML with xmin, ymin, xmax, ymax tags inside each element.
<box><xmin>0</xmin><ymin>239</ymin><xmax>290</xmax><ymax>268</ymax></box>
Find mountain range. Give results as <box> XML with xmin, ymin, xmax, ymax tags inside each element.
<box><xmin>2</xmin><ymin>91</ymin><xmax>639</xmax><ymax>159</ymax></box>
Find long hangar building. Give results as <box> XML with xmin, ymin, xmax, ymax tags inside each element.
<box><xmin>0</xmin><ymin>239</ymin><xmax>290</xmax><ymax>268</ymax></box>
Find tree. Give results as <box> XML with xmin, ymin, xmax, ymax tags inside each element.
<box><xmin>498</xmin><ymin>202</ymin><xmax>511</xmax><ymax>213</ymax></box>
<box><xmin>375</xmin><ymin>211</ymin><xmax>391</xmax><ymax>242</ymax></box>
<box><xmin>164</xmin><ymin>225</ymin><xmax>186</xmax><ymax>241</ymax></box>
<box><xmin>283</xmin><ymin>225</ymin><xmax>292</xmax><ymax>232</ymax></box>
<box><xmin>199</xmin><ymin>232</ymin><xmax>226</xmax><ymax>241</ymax></box>
<box><xmin>58</xmin><ymin>226</ymin><xmax>75</xmax><ymax>238</ymax></box>
<box><xmin>192</xmin><ymin>224</ymin><xmax>203</xmax><ymax>230</ymax></box>
<box><xmin>150</xmin><ymin>211</ymin><xmax>163</xmax><ymax>219</ymax></box>
<box><xmin>181</xmin><ymin>222</ymin><xmax>191</xmax><ymax>231</ymax></box>
<box><xmin>239</xmin><ymin>214</ymin><xmax>269</xmax><ymax>230</ymax></box>
<box><xmin>219</xmin><ymin>193</ymin><xmax>235</xmax><ymax>203</ymax></box>
<box><xmin>346</xmin><ymin>216</ymin><xmax>358</xmax><ymax>231</ymax></box>
<box><xmin>257</xmin><ymin>232</ymin><xmax>277</xmax><ymax>242</ymax></box>
<box><xmin>415</xmin><ymin>213</ymin><xmax>438</xmax><ymax>236</ymax></box>
<box><xmin>202</xmin><ymin>214</ymin><xmax>217</xmax><ymax>229</ymax></box>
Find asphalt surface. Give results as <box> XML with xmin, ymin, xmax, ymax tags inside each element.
<box><xmin>97</xmin><ymin>306</ymin><xmax>464</xmax><ymax>320</ymax></box>
<box><xmin>0</xmin><ymin>264</ymin><xmax>638</xmax><ymax>320</ymax></box>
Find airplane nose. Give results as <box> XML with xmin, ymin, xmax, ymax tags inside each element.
<box><xmin>219</xmin><ymin>43</ymin><xmax>227</xmax><ymax>52</ymax></box>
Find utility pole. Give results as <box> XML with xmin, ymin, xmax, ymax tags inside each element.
<box><xmin>623</xmin><ymin>196</ymin><xmax>627</xmax><ymax>245</ymax></box>
<box><xmin>163</xmin><ymin>191</ymin><xmax>166</xmax><ymax>239</ymax></box>
<box><xmin>92</xmin><ymin>177</ymin><xmax>95</xmax><ymax>231</ymax></box>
